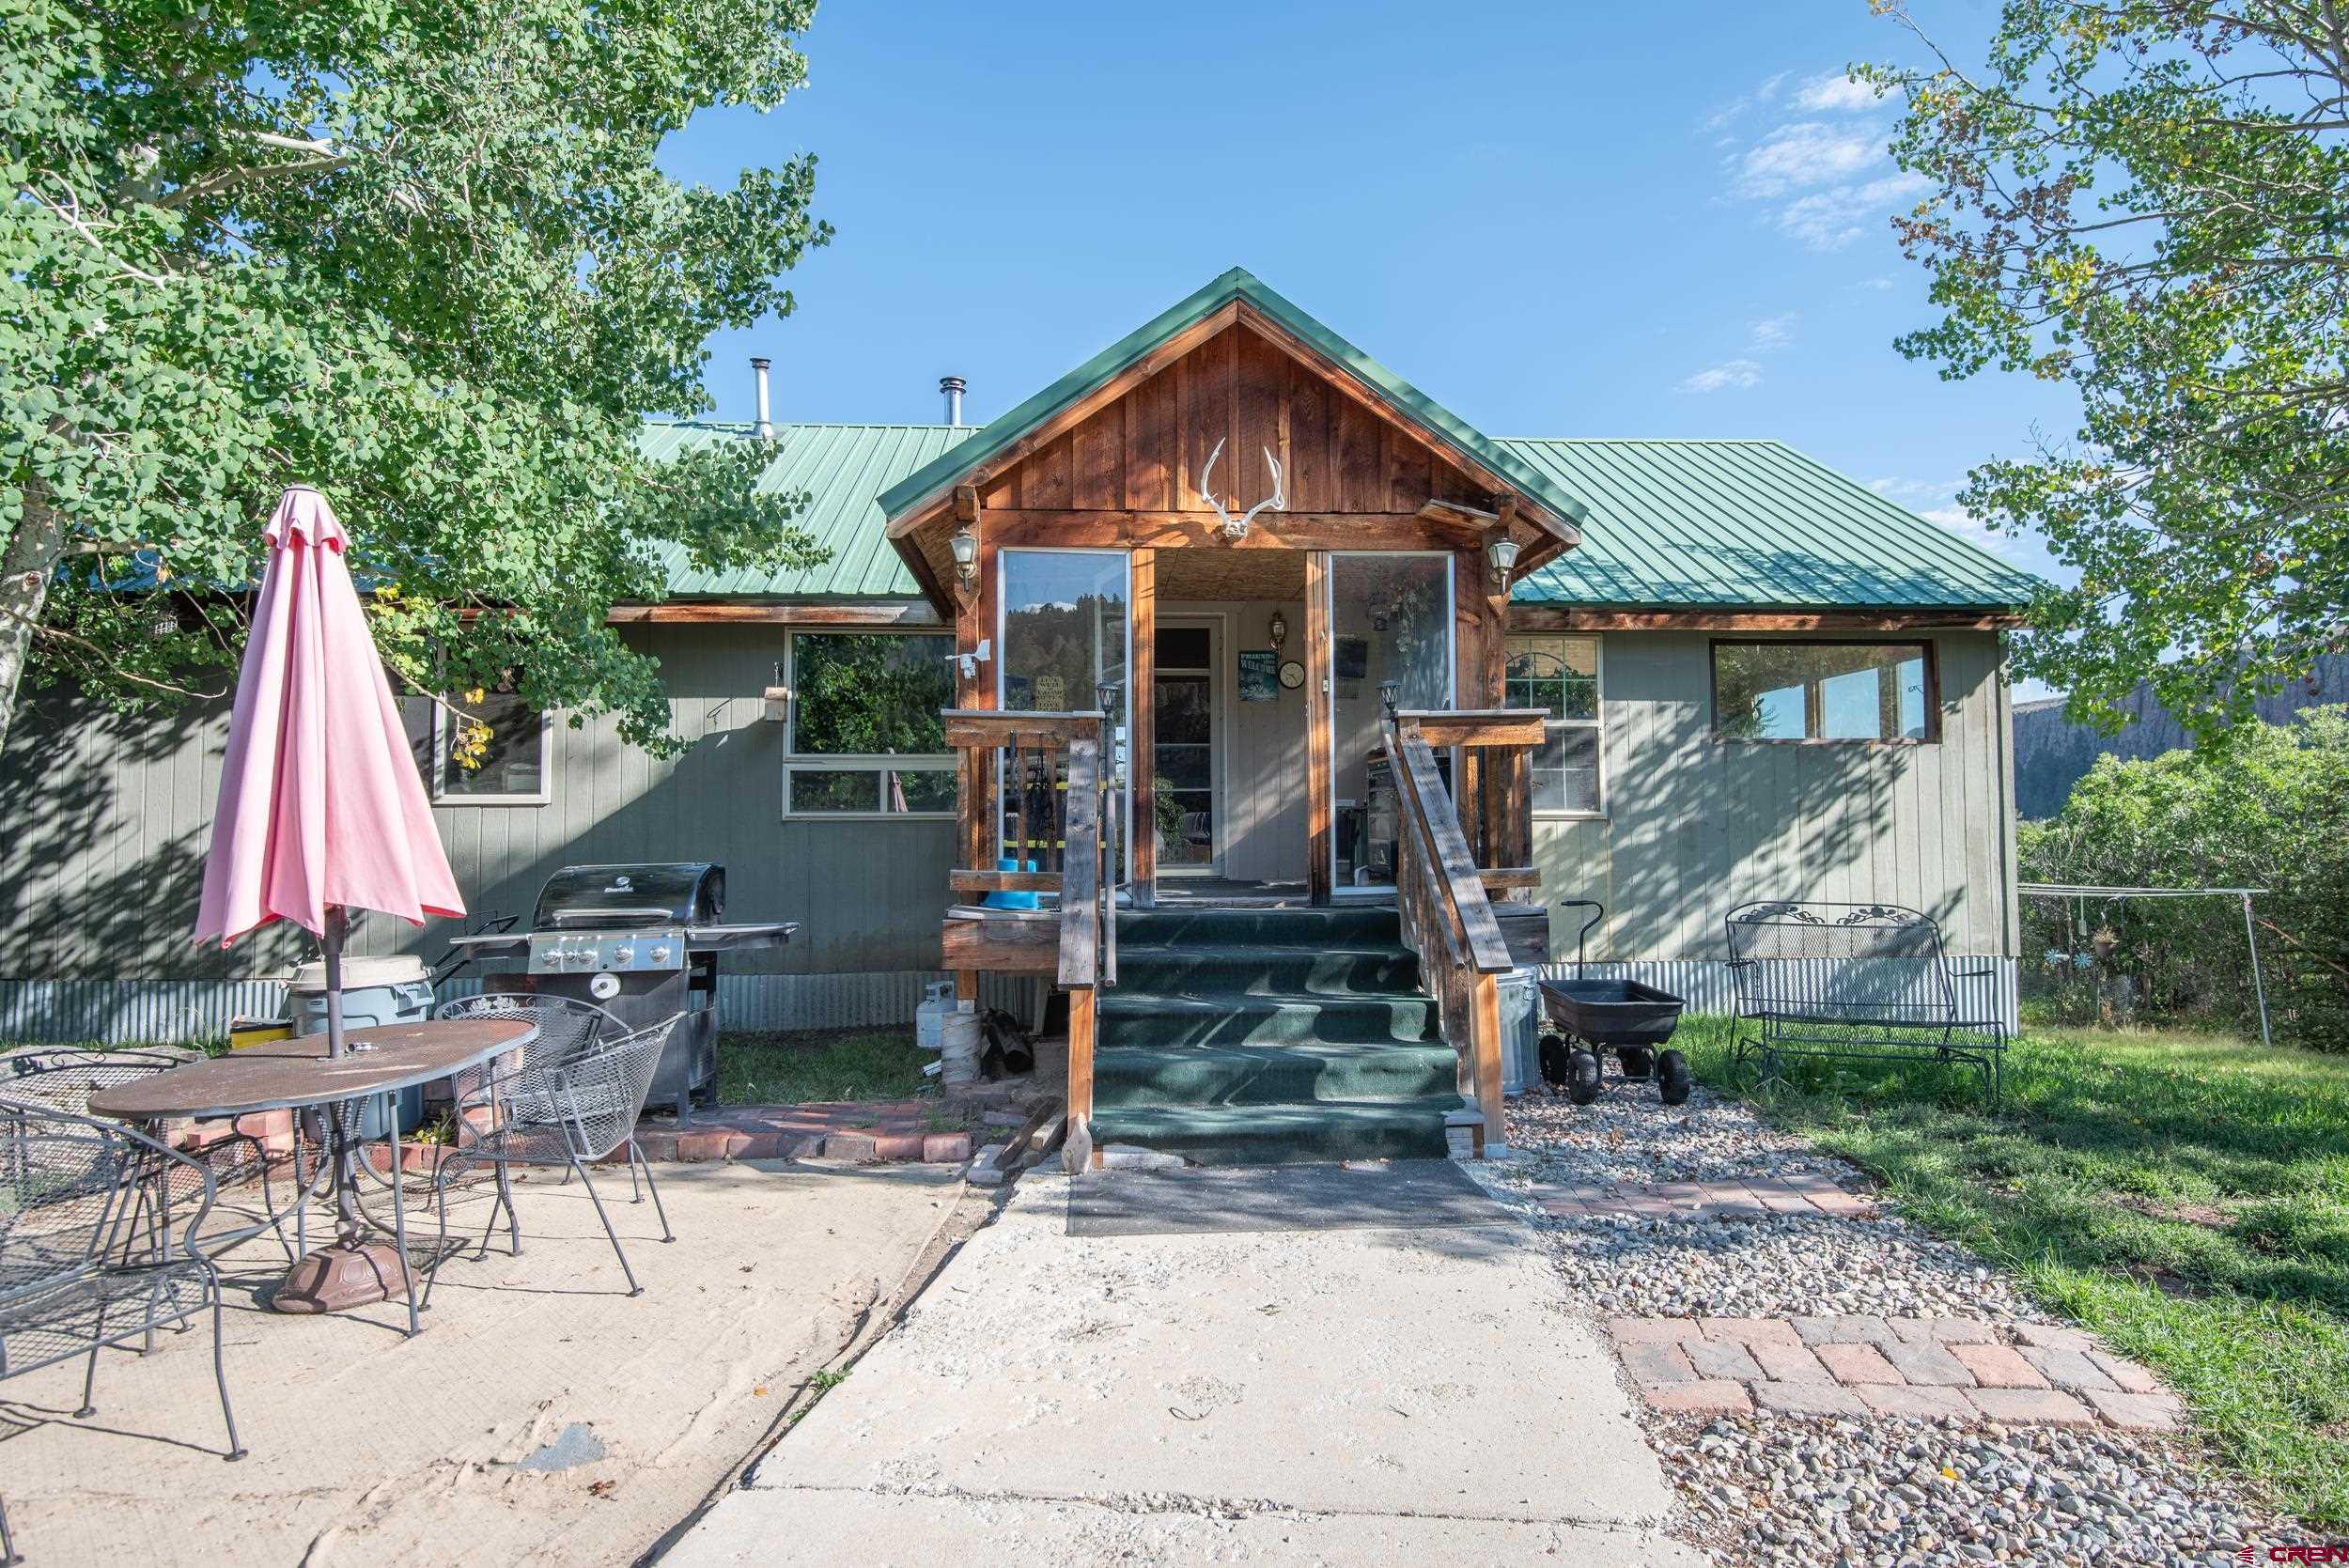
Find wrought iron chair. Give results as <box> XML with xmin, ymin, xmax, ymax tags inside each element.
<box><xmin>0</xmin><ymin>1104</ymin><xmax>247</xmax><ymax>1472</ymax></box>
<box><xmin>0</xmin><ymin>1047</ymin><xmax>289</xmax><ymax>1266</ymax></box>
<box><xmin>418</xmin><ymin>994</ymin><xmax>623</xmax><ymax>1243</ymax></box>
<box><xmin>424</xmin><ymin>1014</ymin><xmax>679</xmax><ymax>1304</ymax></box>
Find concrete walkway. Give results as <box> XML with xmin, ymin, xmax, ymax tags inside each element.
<box><xmin>672</xmin><ymin>1172</ymin><xmax>1701</xmax><ymax>1566</ymax></box>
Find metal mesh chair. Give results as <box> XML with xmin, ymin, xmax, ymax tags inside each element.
<box><xmin>0</xmin><ymin>1047</ymin><xmax>289</xmax><ymax>1265</ymax></box>
<box><xmin>0</xmin><ymin>1104</ymin><xmax>246</xmax><ymax>1472</ymax></box>
<box><xmin>1724</xmin><ymin>901</ymin><xmax>2008</xmax><ymax>1101</ymax></box>
<box><xmin>425</xmin><ymin>1015</ymin><xmax>679</xmax><ymax>1304</ymax></box>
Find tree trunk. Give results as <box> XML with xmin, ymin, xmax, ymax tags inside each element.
<box><xmin>0</xmin><ymin>497</ymin><xmax>65</xmax><ymax>757</ymax></box>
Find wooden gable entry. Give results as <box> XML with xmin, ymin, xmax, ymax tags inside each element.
<box><xmin>915</xmin><ymin>312</ymin><xmax>1532</xmax><ymax>908</ymax></box>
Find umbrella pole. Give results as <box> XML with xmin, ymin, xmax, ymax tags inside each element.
<box><xmin>322</xmin><ymin>905</ymin><xmax>359</xmax><ymax>1236</ymax></box>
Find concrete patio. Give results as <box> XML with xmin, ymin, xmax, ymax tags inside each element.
<box><xmin>0</xmin><ymin>1157</ymin><xmax>964</xmax><ymax>1565</ymax></box>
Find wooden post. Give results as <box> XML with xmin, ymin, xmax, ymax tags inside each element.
<box><xmin>1470</xmin><ymin>970</ymin><xmax>1504</xmax><ymax>1153</ymax></box>
<box><xmin>1065</xmin><ymin>986</ymin><xmax>1097</xmax><ymax>1173</ymax></box>
<box><xmin>1129</xmin><ymin>546</ymin><xmax>1157</xmax><ymax>908</ymax></box>
<box><xmin>1304</xmin><ymin>549</ymin><xmax>1332</xmax><ymax>905</ymax></box>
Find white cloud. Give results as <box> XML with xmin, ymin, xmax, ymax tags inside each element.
<box><xmin>1733</xmin><ymin>120</ymin><xmax>1883</xmax><ymax>198</ymax></box>
<box><xmin>1921</xmin><ymin>504</ymin><xmax>2016</xmax><ymax>556</ymax></box>
<box><xmin>1748</xmin><ymin>313</ymin><xmax>1797</xmax><ymax>351</ymax></box>
<box><xmin>1701</xmin><ymin>69</ymin><xmax>1790</xmax><ymax>132</ymax></box>
<box><xmin>1776</xmin><ymin>171</ymin><xmax>1930</xmax><ymax>250</ymax></box>
<box><xmin>1793</xmin><ymin>70</ymin><xmax>1879</xmax><ymax>113</ymax></box>
<box><xmin>1854</xmin><ymin>273</ymin><xmax>1899</xmax><ymax>290</ymax></box>
<box><xmin>1677</xmin><ymin>359</ymin><xmax>1764</xmax><ymax>395</ymax></box>
<box><xmin>1711</xmin><ymin>67</ymin><xmax>1924</xmax><ymax>253</ymax></box>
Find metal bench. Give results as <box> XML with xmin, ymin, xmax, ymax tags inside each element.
<box><xmin>1723</xmin><ymin>901</ymin><xmax>2008</xmax><ymax>1103</ymax></box>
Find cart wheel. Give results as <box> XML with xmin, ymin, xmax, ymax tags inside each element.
<box><xmin>1539</xmin><ymin>1035</ymin><xmax>1574</xmax><ymax>1087</ymax></box>
<box><xmin>1566</xmin><ymin>1049</ymin><xmax>1602</xmax><ymax>1105</ymax></box>
<box><xmin>1617</xmin><ymin>1046</ymin><xmax>1655</xmax><ymax>1081</ymax></box>
<box><xmin>1657</xmin><ymin>1049</ymin><xmax>1692</xmax><ymax>1106</ymax></box>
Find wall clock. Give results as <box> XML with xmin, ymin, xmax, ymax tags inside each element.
<box><xmin>1278</xmin><ymin>660</ymin><xmax>1306</xmax><ymax>690</ymax></box>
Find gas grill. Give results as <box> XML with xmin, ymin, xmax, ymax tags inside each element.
<box><xmin>443</xmin><ymin>862</ymin><xmax>795</xmax><ymax>1120</ymax></box>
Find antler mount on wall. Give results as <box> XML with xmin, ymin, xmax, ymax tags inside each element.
<box><xmin>1196</xmin><ymin>437</ymin><xmax>1285</xmax><ymax>542</ymax></box>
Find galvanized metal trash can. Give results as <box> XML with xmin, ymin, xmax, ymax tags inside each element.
<box><xmin>1498</xmin><ymin>970</ymin><xmax>1544</xmax><ymax>1096</ymax></box>
<box><xmin>289</xmin><ymin>955</ymin><xmax>435</xmax><ymax>1135</ymax></box>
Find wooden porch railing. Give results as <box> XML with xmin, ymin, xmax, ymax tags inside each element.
<box><xmin>941</xmin><ymin>707</ymin><xmax>1117</xmax><ymax>1168</ymax></box>
<box><xmin>1378</xmin><ymin>697</ymin><xmax>1547</xmax><ymax>1153</ymax></box>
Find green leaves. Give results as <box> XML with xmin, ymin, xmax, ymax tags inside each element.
<box><xmin>2020</xmin><ymin>706</ymin><xmax>2349</xmax><ymax>1048</ymax></box>
<box><xmin>3</xmin><ymin>0</ymin><xmax>830</xmax><ymax>755</ymax></box>
<box><xmin>1876</xmin><ymin>2</ymin><xmax>2349</xmax><ymax>737</ymax></box>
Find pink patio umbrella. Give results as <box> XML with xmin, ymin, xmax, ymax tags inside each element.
<box><xmin>193</xmin><ymin>485</ymin><xmax>464</xmax><ymax>1308</ymax></box>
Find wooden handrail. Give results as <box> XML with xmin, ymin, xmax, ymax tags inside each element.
<box><xmin>1383</xmin><ymin>717</ymin><xmax>1512</xmax><ymax>975</ymax></box>
<box><xmin>1379</xmin><ymin>706</ymin><xmax>1525</xmax><ymax>1157</ymax></box>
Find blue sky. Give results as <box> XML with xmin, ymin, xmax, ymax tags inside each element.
<box><xmin>659</xmin><ymin>1</ymin><xmax>2074</xmax><ymax>683</ymax></box>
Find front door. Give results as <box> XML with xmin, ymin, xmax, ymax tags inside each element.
<box><xmin>1325</xmin><ymin>552</ymin><xmax>1455</xmax><ymax>894</ymax></box>
<box><xmin>1151</xmin><ymin>618</ymin><xmax>1221</xmax><ymax>877</ymax></box>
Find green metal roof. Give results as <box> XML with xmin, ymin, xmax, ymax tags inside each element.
<box><xmin>637</xmin><ymin>420</ymin><xmax>976</xmax><ymax>598</ymax></box>
<box><xmin>1500</xmin><ymin>440</ymin><xmax>2040</xmax><ymax>610</ymax></box>
<box><xmin>637</xmin><ymin>425</ymin><xmax>2039</xmax><ymax>610</ymax></box>
<box><xmin>871</xmin><ymin>267</ymin><xmax>1593</xmax><ymax>536</ymax></box>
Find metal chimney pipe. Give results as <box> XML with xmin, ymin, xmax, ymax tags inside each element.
<box><xmin>940</xmin><ymin>375</ymin><xmax>966</xmax><ymax>427</ymax></box>
<box><xmin>751</xmin><ymin>357</ymin><xmax>773</xmax><ymax>441</ymax></box>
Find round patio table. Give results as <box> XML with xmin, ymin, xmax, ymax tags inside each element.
<box><xmin>89</xmin><ymin>1017</ymin><xmax>536</xmax><ymax>1335</ymax></box>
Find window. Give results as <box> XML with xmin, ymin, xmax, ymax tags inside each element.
<box><xmin>436</xmin><ymin>676</ymin><xmax>551</xmax><ymax>804</ymax></box>
<box><xmin>784</xmin><ymin>631</ymin><xmax>956</xmax><ymax>817</ymax></box>
<box><xmin>1713</xmin><ymin>642</ymin><xmax>1937</xmax><ymax>742</ymax></box>
<box><xmin>1505</xmin><ymin>634</ymin><xmax>1602</xmax><ymax>815</ymax></box>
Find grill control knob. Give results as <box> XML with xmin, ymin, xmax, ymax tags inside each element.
<box><xmin>650</xmin><ymin>944</ymin><xmax>672</xmax><ymax>965</ymax></box>
<box><xmin>613</xmin><ymin>945</ymin><xmax>634</xmax><ymax>966</ymax></box>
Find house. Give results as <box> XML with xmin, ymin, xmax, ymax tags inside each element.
<box><xmin>0</xmin><ymin>269</ymin><xmax>2037</xmax><ymax>1163</ymax></box>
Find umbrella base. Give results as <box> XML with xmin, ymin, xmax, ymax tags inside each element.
<box><xmin>272</xmin><ymin>1241</ymin><xmax>412</xmax><ymax>1313</ymax></box>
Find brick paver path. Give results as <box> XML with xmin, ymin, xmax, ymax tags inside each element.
<box><xmin>630</xmin><ymin>1103</ymin><xmax>972</xmax><ymax>1166</ymax></box>
<box><xmin>1607</xmin><ymin>1314</ymin><xmax>2184</xmax><ymax>1433</ymax></box>
<box><xmin>1538</xmin><ymin>1172</ymin><xmax>1877</xmax><ymax>1221</ymax></box>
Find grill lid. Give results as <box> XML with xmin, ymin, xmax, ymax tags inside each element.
<box><xmin>532</xmin><ymin>862</ymin><xmax>724</xmax><ymax>931</ymax></box>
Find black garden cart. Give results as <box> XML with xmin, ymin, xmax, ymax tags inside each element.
<box><xmin>1538</xmin><ymin>900</ymin><xmax>1692</xmax><ymax>1106</ymax></box>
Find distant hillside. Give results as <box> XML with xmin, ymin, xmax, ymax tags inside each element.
<box><xmin>2014</xmin><ymin>653</ymin><xmax>2349</xmax><ymax>820</ymax></box>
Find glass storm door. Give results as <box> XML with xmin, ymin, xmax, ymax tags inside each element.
<box><xmin>1325</xmin><ymin>552</ymin><xmax>1454</xmax><ymax>893</ymax></box>
<box><xmin>998</xmin><ymin>548</ymin><xmax>1131</xmax><ymax>886</ymax></box>
<box><xmin>1151</xmin><ymin>619</ymin><xmax>1218</xmax><ymax>876</ymax></box>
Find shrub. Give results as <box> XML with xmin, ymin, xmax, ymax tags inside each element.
<box><xmin>2020</xmin><ymin>707</ymin><xmax>2349</xmax><ymax>1049</ymax></box>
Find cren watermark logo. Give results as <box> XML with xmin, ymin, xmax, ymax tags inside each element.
<box><xmin>2239</xmin><ymin>1548</ymin><xmax>2349</xmax><ymax>1564</ymax></box>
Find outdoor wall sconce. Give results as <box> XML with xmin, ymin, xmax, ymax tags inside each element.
<box><xmin>1268</xmin><ymin>609</ymin><xmax>1288</xmax><ymax>648</ymax></box>
<box><xmin>1486</xmin><ymin>534</ymin><xmax>1520</xmax><ymax>592</ymax></box>
<box><xmin>949</xmin><ymin>525</ymin><xmax>978</xmax><ymax>583</ymax></box>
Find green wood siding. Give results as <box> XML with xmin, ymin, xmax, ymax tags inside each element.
<box><xmin>0</xmin><ymin>626</ymin><xmax>958</xmax><ymax>981</ymax></box>
<box><xmin>1532</xmin><ymin>629</ymin><xmax>2017</xmax><ymax>961</ymax></box>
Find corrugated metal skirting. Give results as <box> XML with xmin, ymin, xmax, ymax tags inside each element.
<box><xmin>1</xmin><ymin>961</ymin><xmax>2017</xmax><ymax>1047</ymax></box>
<box><xmin>0</xmin><ymin>970</ymin><xmax>1051</xmax><ymax>1045</ymax></box>
<box><xmin>1534</xmin><ymin>957</ymin><xmax>2020</xmax><ymax>1034</ymax></box>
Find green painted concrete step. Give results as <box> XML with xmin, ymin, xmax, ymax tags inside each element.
<box><xmin>1117</xmin><ymin>907</ymin><xmax>1400</xmax><ymax>947</ymax></box>
<box><xmin>1088</xmin><ymin>1097</ymin><xmax>1459</xmax><ymax>1166</ymax></box>
<box><xmin>1112</xmin><ymin>942</ymin><xmax>1422</xmax><ymax>997</ymax></box>
<box><xmin>1097</xmin><ymin>991</ymin><xmax>1440</xmax><ymax>1049</ymax></box>
<box><xmin>1091</xmin><ymin>1041</ymin><xmax>1458</xmax><ymax>1109</ymax></box>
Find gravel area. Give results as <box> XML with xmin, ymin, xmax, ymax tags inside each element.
<box><xmin>1486</xmin><ymin>1084</ymin><xmax>2050</xmax><ymax>1323</ymax></box>
<box><xmin>1486</xmin><ymin>1080</ymin><xmax>2310</xmax><ymax>1564</ymax></box>
<box><xmin>1661</xmin><ymin>1412</ymin><xmax>2288</xmax><ymax>1567</ymax></box>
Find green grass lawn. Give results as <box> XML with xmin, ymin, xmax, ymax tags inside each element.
<box><xmin>714</xmin><ymin>1028</ymin><xmax>933</xmax><ymax>1106</ymax></box>
<box><xmin>1674</xmin><ymin>1014</ymin><xmax>2349</xmax><ymax>1526</ymax></box>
